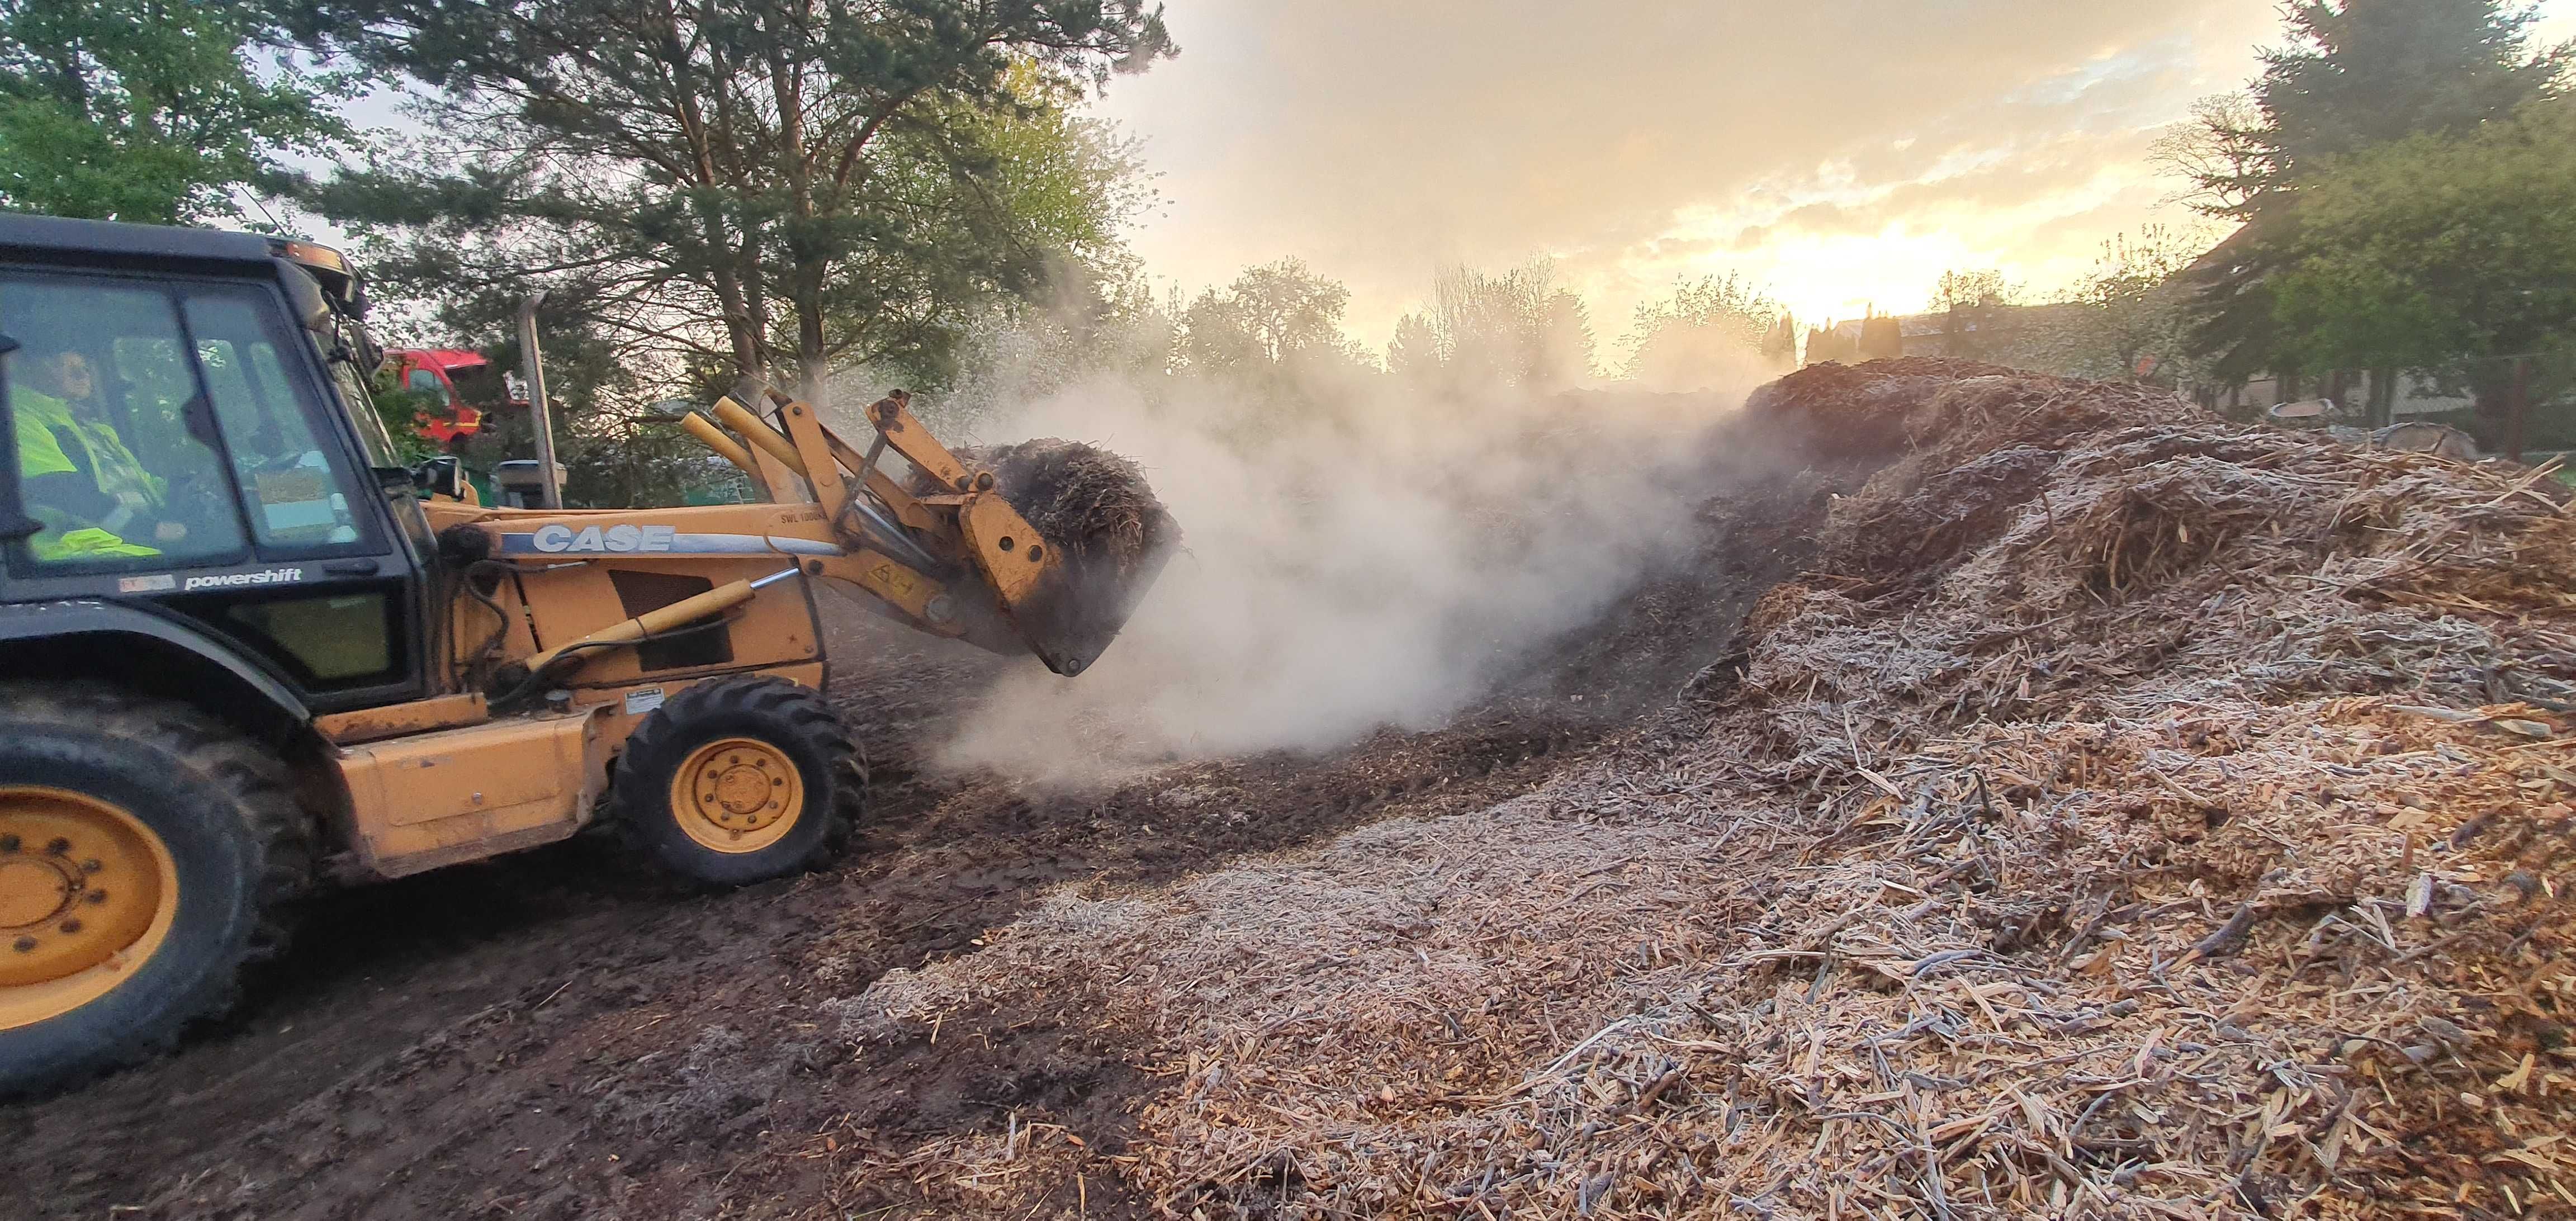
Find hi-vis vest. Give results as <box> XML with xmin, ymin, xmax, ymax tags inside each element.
<box><xmin>12</xmin><ymin>388</ymin><xmax>163</xmax><ymax>559</ymax></box>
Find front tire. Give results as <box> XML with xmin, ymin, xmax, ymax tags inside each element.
<box><xmin>0</xmin><ymin>684</ymin><xmax>307</xmax><ymax>1097</ymax></box>
<box><xmin>612</xmin><ymin>676</ymin><xmax>858</xmax><ymax>886</ymax></box>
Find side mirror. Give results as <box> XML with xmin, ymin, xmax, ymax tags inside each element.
<box><xmin>410</xmin><ymin>456</ymin><xmax>467</xmax><ymax>501</ymax></box>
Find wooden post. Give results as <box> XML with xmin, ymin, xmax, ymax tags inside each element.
<box><xmin>2507</xmin><ymin>354</ymin><xmax>2531</xmax><ymax>464</ymax></box>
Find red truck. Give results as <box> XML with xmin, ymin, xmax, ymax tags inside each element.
<box><xmin>386</xmin><ymin>347</ymin><xmax>513</xmax><ymax>446</ymax></box>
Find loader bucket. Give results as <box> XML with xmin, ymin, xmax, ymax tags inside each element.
<box><xmin>960</xmin><ymin>438</ymin><xmax>1181</xmax><ymax>676</ymax></box>
<box><xmin>1013</xmin><ymin>535</ymin><xmax>1176</xmax><ymax>674</ymax></box>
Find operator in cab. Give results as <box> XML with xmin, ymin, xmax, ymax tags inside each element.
<box><xmin>10</xmin><ymin>341</ymin><xmax>184</xmax><ymax>560</ymax></box>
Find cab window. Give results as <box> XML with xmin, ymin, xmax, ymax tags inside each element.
<box><xmin>2</xmin><ymin>276</ymin><xmax>248</xmax><ymax>567</ymax></box>
<box><xmin>1</xmin><ymin>271</ymin><xmax>373</xmax><ymax>572</ymax></box>
<box><xmin>182</xmin><ymin>287</ymin><xmax>371</xmax><ymax>552</ymax></box>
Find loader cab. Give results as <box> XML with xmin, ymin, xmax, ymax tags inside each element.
<box><xmin>0</xmin><ymin>215</ymin><xmax>434</xmax><ymax>717</ymax></box>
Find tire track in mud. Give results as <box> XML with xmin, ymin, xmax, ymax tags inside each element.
<box><xmin>0</xmin><ymin>615</ymin><xmax>1594</xmax><ymax>1221</ymax></box>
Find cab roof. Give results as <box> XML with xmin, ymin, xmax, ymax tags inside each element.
<box><xmin>0</xmin><ymin>214</ymin><xmax>366</xmax><ymax>317</ymax></box>
<box><xmin>0</xmin><ymin>213</ymin><xmax>277</xmax><ymax>266</ymax></box>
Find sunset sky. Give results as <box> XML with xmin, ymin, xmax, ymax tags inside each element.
<box><xmin>1088</xmin><ymin>1</ymin><xmax>2576</xmax><ymax>356</ymax></box>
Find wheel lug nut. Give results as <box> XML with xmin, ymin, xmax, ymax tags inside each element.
<box><xmin>11</xmin><ymin>937</ymin><xmax>34</xmax><ymax>952</ymax></box>
<box><xmin>85</xmin><ymin>891</ymin><xmax>107</xmax><ymax>905</ymax></box>
<box><xmin>45</xmin><ymin>837</ymin><xmax>70</xmax><ymax>855</ymax></box>
<box><xmin>80</xmin><ymin>859</ymin><xmax>101</xmax><ymax>873</ymax></box>
<box><xmin>0</xmin><ymin>834</ymin><xmax>18</xmax><ymax>852</ymax></box>
<box><xmin>58</xmin><ymin>919</ymin><xmax>80</xmax><ymax>934</ymax></box>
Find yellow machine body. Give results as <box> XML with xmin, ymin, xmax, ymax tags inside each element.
<box><xmin>311</xmin><ymin>389</ymin><xmax>1098</xmax><ymax>882</ymax></box>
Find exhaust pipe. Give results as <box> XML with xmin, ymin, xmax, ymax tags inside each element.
<box><xmin>517</xmin><ymin>291</ymin><xmax>564</xmax><ymax>510</ymax></box>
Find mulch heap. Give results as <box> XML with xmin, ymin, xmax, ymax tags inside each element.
<box><xmin>960</xmin><ymin>438</ymin><xmax>1180</xmax><ymax>587</ymax></box>
<box><xmin>824</xmin><ymin>363</ymin><xmax>2576</xmax><ymax>1219</ymax></box>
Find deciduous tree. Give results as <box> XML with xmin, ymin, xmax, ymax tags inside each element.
<box><xmin>1622</xmin><ymin>273</ymin><xmax>1784</xmax><ymax>389</ymax></box>
<box><xmin>286</xmin><ymin>0</ymin><xmax>1172</xmax><ymax>405</ymax></box>
<box><xmin>2269</xmin><ymin>98</ymin><xmax>2576</xmax><ymax>434</ymax></box>
<box><xmin>1389</xmin><ymin>261</ymin><xmax>1592</xmax><ymax>391</ymax></box>
<box><xmin>0</xmin><ymin>0</ymin><xmax>353</xmax><ymax>223</ymax></box>
<box><xmin>1176</xmin><ymin>258</ymin><xmax>1358</xmax><ymax>376</ymax></box>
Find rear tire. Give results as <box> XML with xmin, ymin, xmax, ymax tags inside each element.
<box><xmin>0</xmin><ymin>683</ymin><xmax>307</xmax><ymax>1097</ymax></box>
<box><xmin>612</xmin><ymin>676</ymin><xmax>859</xmax><ymax>886</ymax></box>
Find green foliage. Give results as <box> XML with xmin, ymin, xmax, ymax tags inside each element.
<box><xmin>283</xmin><ymin>0</ymin><xmax>1172</xmax><ymax>408</ymax></box>
<box><xmin>1176</xmin><ymin>258</ymin><xmax>1360</xmax><ymax>376</ymax></box>
<box><xmin>2164</xmin><ymin>0</ymin><xmax>2566</xmax><ymax>217</ymax></box>
<box><xmin>364</xmin><ymin>361</ymin><xmax>442</xmax><ymax>464</ymax></box>
<box><xmin>1622</xmin><ymin>274</ymin><xmax>1786</xmax><ymax>387</ymax></box>
<box><xmin>2256</xmin><ymin>1</ymin><xmax>2567</xmax><ymax>186</ymax></box>
<box><xmin>2269</xmin><ymin>99</ymin><xmax>2576</xmax><ymax>372</ymax></box>
<box><xmin>2180</xmin><ymin>0</ymin><xmax>2566</xmax><ymax>376</ymax></box>
<box><xmin>0</xmin><ymin>0</ymin><xmax>352</xmax><ymax>223</ymax></box>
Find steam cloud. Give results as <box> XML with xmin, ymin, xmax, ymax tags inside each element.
<box><xmin>929</xmin><ymin>353</ymin><xmax>1782</xmax><ymax>787</ymax></box>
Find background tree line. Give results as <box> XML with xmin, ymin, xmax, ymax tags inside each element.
<box><xmin>3</xmin><ymin>0</ymin><xmax>2568</xmax><ymax>494</ymax></box>
<box><xmin>0</xmin><ymin>0</ymin><xmax>1177</xmax><ymax>503</ymax></box>
<box><xmin>1920</xmin><ymin>0</ymin><xmax>2572</xmax><ymax>441</ymax></box>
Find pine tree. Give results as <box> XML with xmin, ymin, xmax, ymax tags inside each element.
<box><xmin>2183</xmin><ymin>0</ymin><xmax>2567</xmax><ymax>379</ymax></box>
<box><xmin>2184</xmin><ymin>0</ymin><xmax>2565</xmax><ymax>376</ymax></box>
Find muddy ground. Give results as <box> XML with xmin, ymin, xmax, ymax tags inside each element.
<box><xmin>0</xmin><ymin>610</ymin><xmax>1617</xmax><ymax>1221</ymax></box>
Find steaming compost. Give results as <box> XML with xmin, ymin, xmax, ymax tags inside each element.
<box><xmin>7</xmin><ymin>361</ymin><xmax>2572</xmax><ymax>1220</ymax></box>
<box><xmin>962</xmin><ymin>439</ymin><xmax>1180</xmax><ymax>585</ymax></box>
<box><xmin>925</xmin><ymin>437</ymin><xmax>1180</xmax><ymax>675</ymax></box>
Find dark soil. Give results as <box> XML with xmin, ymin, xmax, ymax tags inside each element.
<box><xmin>0</xmin><ymin>613</ymin><xmax>1598</xmax><ymax>1221</ymax></box>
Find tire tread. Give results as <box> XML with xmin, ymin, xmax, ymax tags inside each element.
<box><xmin>0</xmin><ymin>681</ymin><xmax>310</xmax><ymax>1093</ymax></box>
<box><xmin>612</xmin><ymin>675</ymin><xmax>858</xmax><ymax>882</ymax></box>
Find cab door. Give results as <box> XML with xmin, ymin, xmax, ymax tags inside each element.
<box><xmin>0</xmin><ymin>267</ymin><xmax>428</xmax><ymax>712</ymax></box>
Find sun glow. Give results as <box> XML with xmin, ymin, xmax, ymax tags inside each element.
<box><xmin>1726</xmin><ymin>229</ymin><xmax>1989</xmax><ymax>327</ymax></box>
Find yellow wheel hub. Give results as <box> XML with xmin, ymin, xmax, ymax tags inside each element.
<box><xmin>670</xmin><ymin>737</ymin><xmax>802</xmax><ymax>854</ymax></box>
<box><xmin>0</xmin><ymin>787</ymin><xmax>178</xmax><ymax>1030</ymax></box>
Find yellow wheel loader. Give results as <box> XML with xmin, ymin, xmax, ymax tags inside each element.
<box><xmin>0</xmin><ymin>215</ymin><xmax>1171</xmax><ymax>1094</ymax></box>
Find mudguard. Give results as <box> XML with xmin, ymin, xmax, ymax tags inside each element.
<box><xmin>0</xmin><ymin>599</ymin><xmax>311</xmax><ymax>728</ymax></box>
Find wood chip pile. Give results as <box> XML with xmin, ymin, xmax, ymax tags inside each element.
<box><xmin>823</xmin><ymin>364</ymin><xmax>2576</xmax><ymax>1219</ymax></box>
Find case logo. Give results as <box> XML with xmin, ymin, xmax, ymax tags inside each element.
<box><xmin>529</xmin><ymin>523</ymin><xmax>678</xmax><ymax>553</ymax></box>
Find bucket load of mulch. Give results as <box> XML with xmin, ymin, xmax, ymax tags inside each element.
<box><xmin>960</xmin><ymin>439</ymin><xmax>1179</xmax><ymax>585</ymax></box>
<box><xmin>808</xmin><ymin>362</ymin><xmax>2576</xmax><ymax>1219</ymax></box>
<box><xmin>941</xmin><ymin>438</ymin><xmax>1181</xmax><ymax>674</ymax></box>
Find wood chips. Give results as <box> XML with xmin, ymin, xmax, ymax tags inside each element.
<box><xmin>820</xmin><ymin>365</ymin><xmax>2576</xmax><ymax>1219</ymax></box>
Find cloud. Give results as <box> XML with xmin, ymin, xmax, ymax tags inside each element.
<box><xmin>1089</xmin><ymin>0</ymin><xmax>2302</xmax><ymax>346</ymax></box>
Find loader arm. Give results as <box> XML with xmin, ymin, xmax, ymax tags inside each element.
<box><xmin>424</xmin><ymin>383</ymin><xmax>1159</xmax><ymax>706</ymax></box>
<box><xmin>703</xmin><ymin>387</ymin><xmax>1151</xmax><ymax>676</ymax></box>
